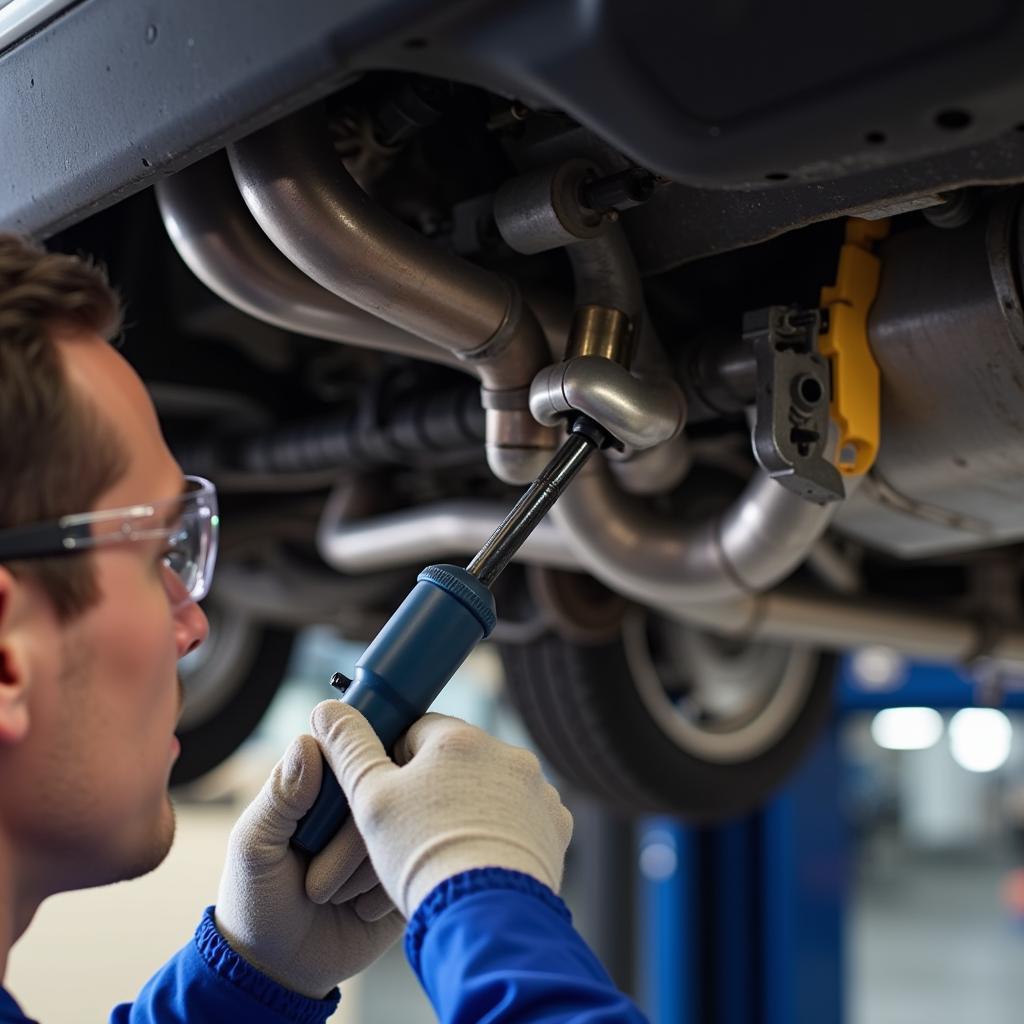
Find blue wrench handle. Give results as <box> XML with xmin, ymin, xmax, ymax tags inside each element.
<box><xmin>290</xmin><ymin>565</ymin><xmax>496</xmax><ymax>856</ymax></box>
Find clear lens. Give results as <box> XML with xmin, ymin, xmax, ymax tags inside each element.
<box><xmin>164</xmin><ymin>479</ymin><xmax>218</xmax><ymax>602</ymax></box>
<box><xmin>163</xmin><ymin>524</ymin><xmax>199</xmax><ymax>599</ymax></box>
<box><xmin>86</xmin><ymin>475</ymin><xmax>220</xmax><ymax>604</ymax></box>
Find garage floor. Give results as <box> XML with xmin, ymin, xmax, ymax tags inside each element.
<box><xmin>850</xmin><ymin>853</ymin><xmax>1024</xmax><ymax>1024</ymax></box>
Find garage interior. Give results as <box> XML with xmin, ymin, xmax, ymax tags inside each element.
<box><xmin>6</xmin><ymin>1</ymin><xmax>1024</xmax><ymax>1022</ymax></box>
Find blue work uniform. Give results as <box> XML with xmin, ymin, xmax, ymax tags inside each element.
<box><xmin>0</xmin><ymin>869</ymin><xmax>648</xmax><ymax>1023</ymax></box>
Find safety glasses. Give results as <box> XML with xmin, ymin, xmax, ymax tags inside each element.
<box><xmin>0</xmin><ymin>476</ymin><xmax>219</xmax><ymax>603</ymax></box>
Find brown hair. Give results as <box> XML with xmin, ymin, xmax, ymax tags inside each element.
<box><xmin>0</xmin><ymin>233</ymin><xmax>127</xmax><ymax>620</ymax></box>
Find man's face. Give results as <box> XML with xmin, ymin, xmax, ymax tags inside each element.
<box><xmin>0</xmin><ymin>331</ymin><xmax>209</xmax><ymax>898</ymax></box>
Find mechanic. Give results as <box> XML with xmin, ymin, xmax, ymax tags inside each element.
<box><xmin>0</xmin><ymin>234</ymin><xmax>647</xmax><ymax>1023</ymax></box>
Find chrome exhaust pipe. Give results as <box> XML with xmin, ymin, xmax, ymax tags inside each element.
<box><xmin>316</xmin><ymin>486</ymin><xmax>576</xmax><ymax>575</ymax></box>
<box><xmin>552</xmin><ymin>459</ymin><xmax>836</xmax><ymax>606</ymax></box>
<box><xmin>314</xmin><ymin>492</ymin><xmax>1024</xmax><ymax>668</ymax></box>
<box><xmin>155</xmin><ymin>152</ymin><xmax>460</xmax><ymax>368</ymax></box>
<box><xmin>546</xmin><ymin>227</ymin><xmax>839</xmax><ymax>608</ymax></box>
<box><xmin>228</xmin><ymin>105</ymin><xmax>556</xmax><ymax>484</ymax></box>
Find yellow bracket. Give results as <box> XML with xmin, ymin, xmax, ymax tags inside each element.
<box><xmin>818</xmin><ymin>217</ymin><xmax>889</xmax><ymax>476</ymax></box>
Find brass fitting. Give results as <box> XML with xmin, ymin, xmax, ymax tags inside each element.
<box><xmin>565</xmin><ymin>305</ymin><xmax>635</xmax><ymax>367</ymax></box>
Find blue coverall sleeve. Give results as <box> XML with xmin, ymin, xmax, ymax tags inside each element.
<box><xmin>108</xmin><ymin>907</ymin><xmax>339</xmax><ymax>1024</ymax></box>
<box><xmin>406</xmin><ymin>868</ymin><xmax>649</xmax><ymax>1023</ymax></box>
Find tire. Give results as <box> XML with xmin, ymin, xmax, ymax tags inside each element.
<box><xmin>500</xmin><ymin>607</ymin><xmax>835</xmax><ymax>820</ymax></box>
<box><xmin>171</xmin><ymin>599</ymin><xmax>296</xmax><ymax>787</ymax></box>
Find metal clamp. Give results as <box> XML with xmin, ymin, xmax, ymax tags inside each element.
<box><xmin>747</xmin><ymin>306</ymin><xmax>845</xmax><ymax>504</ymax></box>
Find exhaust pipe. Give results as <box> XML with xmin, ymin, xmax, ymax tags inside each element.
<box><xmin>552</xmin><ymin>460</ymin><xmax>836</xmax><ymax>606</ymax></box>
<box><xmin>317</xmin><ymin>494</ymin><xmax>1024</xmax><ymax>668</ymax></box>
<box><xmin>670</xmin><ymin>586</ymin><xmax>1024</xmax><ymax>668</ymax></box>
<box><xmin>228</xmin><ymin>105</ymin><xmax>556</xmax><ymax>484</ymax></box>
<box><xmin>542</xmin><ymin>225</ymin><xmax>840</xmax><ymax>607</ymax></box>
<box><xmin>495</xmin><ymin>180</ymin><xmax>835</xmax><ymax>606</ymax></box>
<box><xmin>155</xmin><ymin>152</ymin><xmax>460</xmax><ymax>368</ymax></box>
<box><xmin>316</xmin><ymin>485</ymin><xmax>577</xmax><ymax>574</ymax></box>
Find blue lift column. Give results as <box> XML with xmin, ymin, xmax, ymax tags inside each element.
<box><xmin>638</xmin><ymin>721</ymin><xmax>847</xmax><ymax>1024</ymax></box>
<box><xmin>762</xmin><ymin>723</ymin><xmax>846</xmax><ymax>1024</ymax></box>
<box><xmin>638</xmin><ymin>821</ymin><xmax>697</xmax><ymax>1021</ymax></box>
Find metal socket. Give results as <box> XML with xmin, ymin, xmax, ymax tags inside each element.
<box><xmin>529</xmin><ymin>356</ymin><xmax>686</xmax><ymax>451</ymax></box>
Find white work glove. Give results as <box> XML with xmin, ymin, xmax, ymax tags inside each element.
<box><xmin>310</xmin><ymin>700</ymin><xmax>574</xmax><ymax>919</ymax></box>
<box><xmin>215</xmin><ymin>734</ymin><xmax>404</xmax><ymax>999</ymax></box>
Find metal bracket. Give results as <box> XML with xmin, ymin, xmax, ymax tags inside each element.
<box><xmin>818</xmin><ymin>217</ymin><xmax>888</xmax><ymax>477</ymax></box>
<box><xmin>746</xmin><ymin>306</ymin><xmax>845</xmax><ymax>504</ymax></box>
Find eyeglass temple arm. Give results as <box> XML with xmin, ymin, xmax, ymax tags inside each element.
<box><xmin>0</xmin><ymin>522</ymin><xmax>92</xmax><ymax>562</ymax></box>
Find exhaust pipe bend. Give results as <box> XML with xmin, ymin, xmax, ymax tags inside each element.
<box><xmin>228</xmin><ymin>105</ymin><xmax>556</xmax><ymax>484</ymax></box>
<box><xmin>558</xmin><ymin>227</ymin><xmax>686</xmax><ymax>493</ymax></box>
<box><xmin>553</xmin><ymin>229</ymin><xmax>838</xmax><ymax>606</ymax></box>
<box><xmin>552</xmin><ymin>460</ymin><xmax>836</xmax><ymax>607</ymax></box>
<box><xmin>155</xmin><ymin>152</ymin><xmax>460</xmax><ymax>368</ymax></box>
<box><xmin>567</xmin><ymin>226</ymin><xmax>673</xmax><ymax>377</ymax></box>
<box><xmin>313</xmin><ymin>488</ymin><xmax>1024</xmax><ymax>668</ymax></box>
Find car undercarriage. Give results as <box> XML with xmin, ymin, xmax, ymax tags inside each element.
<box><xmin>6</xmin><ymin>0</ymin><xmax>1024</xmax><ymax>816</ymax></box>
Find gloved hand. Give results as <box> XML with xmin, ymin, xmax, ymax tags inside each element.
<box><xmin>215</xmin><ymin>734</ymin><xmax>404</xmax><ymax>999</ymax></box>
<box><xmin>309</xmin><ymin>701</ymin><xmax>574</xmax><ymax>919</ymax></box>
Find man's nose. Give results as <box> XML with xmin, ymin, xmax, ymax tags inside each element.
<box><xmin>175</xmin><ymin>597</ymin><xmax>209</xmax><ymax>657</ymax></box>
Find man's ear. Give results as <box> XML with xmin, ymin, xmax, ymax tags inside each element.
<box><xmin>0</xmin><ymin>567</ymin><xmax>32</xmax><ymax>745</ymax></box>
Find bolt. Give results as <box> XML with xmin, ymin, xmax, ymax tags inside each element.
<box><xmin>486</xmin><ymin>101</ymin><xmax>531</xmax><ymax>133</ymax></box>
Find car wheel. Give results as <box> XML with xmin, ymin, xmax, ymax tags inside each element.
<box><xmin>171</xmin><ymin>599</ymin><xmax>296</xmax><ymax>787</ymax></box>
<box><xmin>500</xmin><ymin>607</ymin><xmax>834</xmax><ymax>819</ymax></box>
